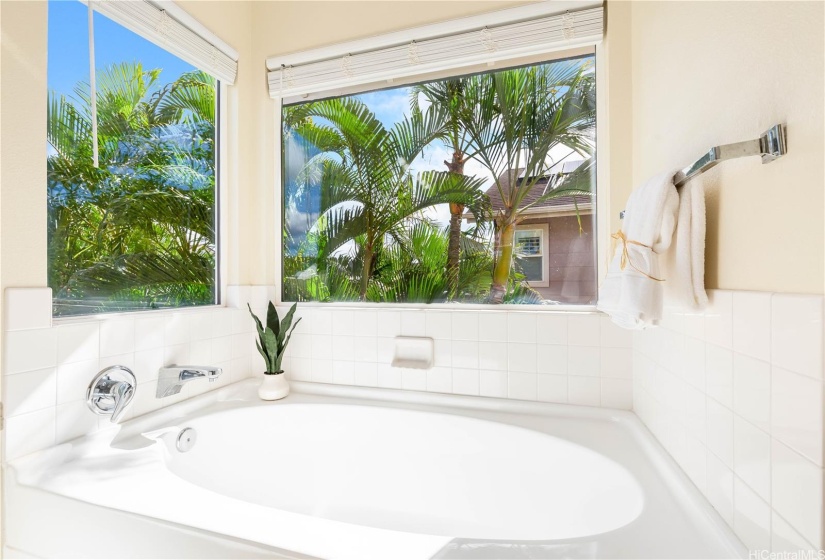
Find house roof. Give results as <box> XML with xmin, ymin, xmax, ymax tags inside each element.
<box><xmin>466</xmin><ymin>160</ymin><xmax>593</xmax><ymax>221</ymax></box>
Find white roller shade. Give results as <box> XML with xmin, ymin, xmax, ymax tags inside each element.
<box><xmin>90</xmin><ymin>0</ymin><xmax>238</xmax><ymax>84</ymax></box>
<box><xmin>267</xmin><ymin>5</ymin><xmax>603</xmax><ymax>99</ymax></box>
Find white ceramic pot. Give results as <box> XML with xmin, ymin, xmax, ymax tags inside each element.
<box><xmin>258</xmin><ymin>371</ymin><xmax>289</xmax><ymax>401</ymax></box>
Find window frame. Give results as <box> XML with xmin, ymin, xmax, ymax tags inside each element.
<box><xmin>49</xmin><ymin>68</ymin><xmax>228</xmax><ymax>323</ymax></box>
<box><xmin>269</xmin><ymin>5</ymin><xmax>609</xmax><ymax>312</ymax></box>
<box><xmin>514</xmin><ymin>224</ymin><xmax>550</xmax><ymax>289</ymax></box>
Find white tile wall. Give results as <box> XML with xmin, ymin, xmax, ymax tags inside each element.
<box><xmin>279</xmin><ymin>304</ymin><xmax>634</xmax><ymax>411</ymax></box>
<box><xmin>9</xmin><ymin>284</ymin><xmax>819</xmax><ymax>554</ymax></box>
<box><xmin>4</xmin><ymin>288</ymin><xmax>51</xmax><ymax>332</ymax></box>
<box><xmin>2</xmin><ymin>287</ymin><xmax>258</xmax><ymax>461</ymax></box>
<box><xmin>634</xmin><ymin>289</ymin><xmax>825</xmax><ymax>553</ymax></box>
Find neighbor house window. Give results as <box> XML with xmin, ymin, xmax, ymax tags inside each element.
<box><xmin>281</xmin><ymin>55</ymin><xmax>596</xmax><ymax>305</ymax></box>
<box><xmin>47</xmin><ymin>0</ymin><xmax>219</xmax><ymax>317</ymax></box>
<box><xmin>515</xmin><ymin>226</ymin><xmax>548</xmax><ymax>288</ymax></box>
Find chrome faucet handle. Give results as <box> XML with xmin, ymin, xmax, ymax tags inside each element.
<box><xmin>86</xmin><ymin>366</ymin><xmax>137</xmax><ymax>424</ymax></box>
<box><xmin>110</xmin><ymin>381</ymin><xmax>134</xmax><ymax>423</ymax></box>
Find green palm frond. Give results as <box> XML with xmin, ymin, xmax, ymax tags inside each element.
<box><xmin>156</xmin><ymin>70</ymin><xmax>216</xmax><ymax>123</ymax></box>
<box><xmin>48</xmin><ymin>92</ymin><xmax>92</xmax><ymax>157</ymax></box>
<box><xmin>48</xmin><ymin>62</ymin><xmax>218</xmax><ymax>316</ymax></box>
<box><xmin>404</xmin><ymin>170</ymin><xmax>490</xmax><ymax>222</ymax></box>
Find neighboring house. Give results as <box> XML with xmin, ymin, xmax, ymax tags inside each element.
<box><xmin>466</xmin><ymin>160</ymin><xmax>596</xmax><ymax>304</ymax></box>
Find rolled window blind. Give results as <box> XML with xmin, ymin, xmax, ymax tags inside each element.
<box><xmin>90</xmin><ymin>0</ymin><xmax>238</xmax><ymax>85</ymax></box>
<box><xmin>267</xmin><ymin>6</ymin><xmax>603</xmax><ymax>99</ymax></box>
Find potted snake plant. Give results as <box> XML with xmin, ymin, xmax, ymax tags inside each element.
<box><xmin>248</xmin><ymin>302</ymin><xmax>301</xmax><ymax>400</ymax></box>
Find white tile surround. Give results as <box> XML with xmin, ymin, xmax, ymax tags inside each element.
<box><xmin>2</xmin><ymin>287</ymin><xmax>260</xmax><ymax>461</ymax></box>
<box><xmin>634</xmin><ymin>290</ymin><xmax>825</xmax><ymax>553</ymax></box>
<box><xmin>2</xmin><ymin>286</ymin><xmax>633</xmax><ymax>462</ymax></box>
<box><xmin>279</xmin><ymin>299</ymin><xmax>634</xmax><ymax>410</ymax></box>
<box><xmin>3</xmin><ymin>286</ymin><xmax>823</xmax><ymax>557</ymax></box>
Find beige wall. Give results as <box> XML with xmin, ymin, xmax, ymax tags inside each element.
<box><xmin>251</xmin><ymin>1</ymin><xmax>537</xmax><ymax>58</ymax></box>
<box><xmin>1</xmin><ymin>1</ymin><xmax>48</xmax><ymax>292</ymax></box>
<box><xmin>1</xmin><ymin>0</ymin><xmax>823</xmax><ymax>295</ymax></box>
<box><xmin>222</xmin><ymin>0</ymin><xmax>825</xmax><ymax>296</ymax></box>
<box><xmin>600</xmin><ymin>0</ymin><xmax>633</xmax><ymax>268</ymax></box>
<box><xmin>630</xmin><ymin>1</ymin><xmax>825</xmax><ymax>294</ymax></box>
<box><xmin>0</xmin><ymin>4</ymin><xmax>48</xmax><ymax>512</ymax></box>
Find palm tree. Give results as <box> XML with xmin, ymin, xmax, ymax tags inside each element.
<box><xmin>47</xmin><ymin>62</ymin><xmax>217</xmax><ymax>315</ymax></box>
<box><xmin>283</xmin><ymin>97</ymin><xmax>489</xmax><ymax>301</ymax></box>
<box><xmin>369</xmin><ymin>222</ymin><xmax>493</xmax><ymax>302</ymax></box>
<box><xmin>459</xmin><ymin>58</ymin><xmax>597</xmax><ymax>303</ymax></box>
<box><xmin>410</xmin><ymin>78</ymin><xmax>486</xmax><ymax>300</ymax></box>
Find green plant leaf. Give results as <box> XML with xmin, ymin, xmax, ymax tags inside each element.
<box><xmin>248</xmin><ymin>303</ymin><xmax>264</xmax><ymax>335</ymax></box>
<box><xmin>262</xmin><ymin>327</ymin><xmax>278</xmax><ymax>372</ymax></box>
<box><xmin>266</xmin><ymin>301</ymin><xmax>281</xmax><ymax>339</ymax></box>
<box><xmin>281</xmin><ymin>317</ymin><xmax>301</xmax><ymax>356</ymax></box>
<box><xmin>254</xmin><ymin>339</ymin><xmax>269</xmax><ymax>370</ymax></box>
<box><xmin>277</xmin><ymin>303</ymin><xmax>299</xmax><ymax>345</ymax></box>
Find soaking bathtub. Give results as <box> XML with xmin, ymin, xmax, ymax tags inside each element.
<box><xmin>4</xmin><ymin>379</ymin><xmax>745</xmax><ymax>559</ymax></box>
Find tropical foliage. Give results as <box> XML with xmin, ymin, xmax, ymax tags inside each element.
<box><xmin>410</xmin><ymin>78</ymin><xmax>480</xmax><ymax>300</ymax></box>
<box><xmin>283</xmin><ymin>56</ymin><xmax>596</xmax><ymax>304</ymax></box>
<box><xmin>283</xmin><ymin>96</ymin><xmax>490</xmax><ymax>302</ymax></box>
<box><xmin>47</xmin><ymin>62</ymin><xmax>217</xmax><ymax>316</ymax></box>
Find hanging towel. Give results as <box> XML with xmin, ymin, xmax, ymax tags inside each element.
<box><xmin>597</xmin><ymin>171</ymin><xmax>679</xmax><ymax>329</ymax></box>
<box><xmin>662</xmin><ymin>178</ymin><xmax>709</xmax><ymax>310</ymax></box>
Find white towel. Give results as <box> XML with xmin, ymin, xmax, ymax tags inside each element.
<box><xmin>663</xmin><ymin>178</ymin><xmax>709</xmax><ymax>310</ymax></box>
<box><xmin>597</xmin><ymin>171</ymin><xmax>679</xmax><ymax>329</ymax></box>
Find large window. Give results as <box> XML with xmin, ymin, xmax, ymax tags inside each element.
<box><xmin>282</xmin><ymin>55</ymin><xmax>596</xmax><ymax>306</ymax></box>
<box><xmin>47</xmin><ymin>0</ymin><xmax>218</xmax><ymax>317</ymax></box>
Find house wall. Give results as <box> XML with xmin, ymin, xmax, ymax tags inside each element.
<box><xmin>520</xmin><ymin>214</ymin><xmax>597</xmax><ymax>304</ymax></box>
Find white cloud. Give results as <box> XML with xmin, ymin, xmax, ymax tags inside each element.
<box><xmin>356</xmin><ymin>88</ymin><xmax>411</xmax><ymax>128</ymax></box>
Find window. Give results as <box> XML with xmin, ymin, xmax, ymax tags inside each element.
<box><xmin>515</xmin><ymin>226</ymin><xmax>548</xmax><ymax>288</ymax></box>
<box><xmin>47</xmin><ymin>0</ymin><xmax>219</xmax><ymax>317</ymax></box>
<box><xmin>282</xmin><ymin>54</ymin><xmax>596</xmax><ymax>305</ymax></box>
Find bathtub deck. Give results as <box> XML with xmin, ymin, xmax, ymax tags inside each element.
<box><xmin>5</xmin><ymin>379</ymin><xmax>746</xmax><ymax>559</ymax></box>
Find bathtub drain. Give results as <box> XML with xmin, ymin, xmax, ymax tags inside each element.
<box><xmin>176</xmin><ymin>427</ymin><xmax>197</xmax><ymax>452</ymax></box>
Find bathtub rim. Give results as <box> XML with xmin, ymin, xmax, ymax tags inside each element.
<box><xmin>5</xmin><ymin>379</ymin><xmax>748</xmax><ymax>559</ymax></box>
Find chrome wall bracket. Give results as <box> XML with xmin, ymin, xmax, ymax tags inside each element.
<box><xmin>620</xmin><ymin>124</ymin><xmax>788</xmax><ymax>218</ymax></box>
<box><xmin>673</xmin><ymin>124</ymin><xmax>787</xmax><ymax>187</ymax></box>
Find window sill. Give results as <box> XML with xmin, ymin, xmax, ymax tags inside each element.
<box><xmin>276</xmin><ymin>300</ymin><xmax>599</xmax><ymax>314</ymax></box>
<box><xmin>50</xmin><ymin>304</ymin><xmax>227</xmax><ymax>326</ymax></box>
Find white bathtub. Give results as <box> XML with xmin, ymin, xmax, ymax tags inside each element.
<box><xmin>5</xmin><ymin>380</ymin><xmax>745</xmax><ymax>559</ymax></box>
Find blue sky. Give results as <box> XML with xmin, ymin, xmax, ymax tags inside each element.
<box><xmin>48</xmin><ymin>0</ymin><xmax>195</xmax><ymax>98</ymax></box>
